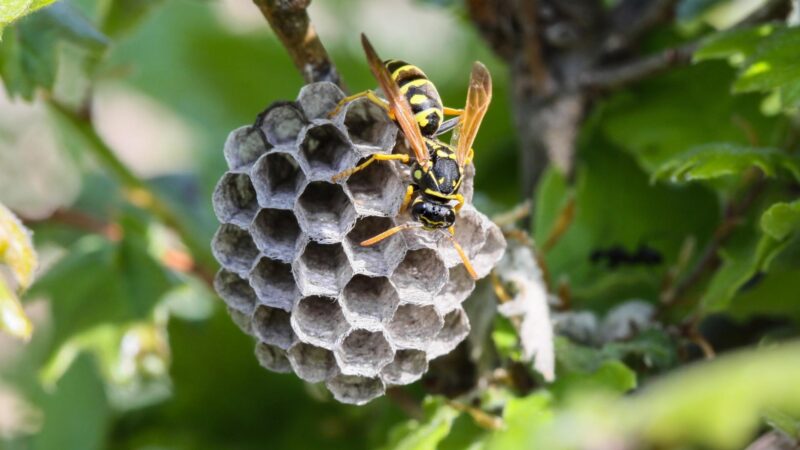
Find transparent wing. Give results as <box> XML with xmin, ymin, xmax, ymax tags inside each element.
<box><xmin>361</xmin><ymin>34</ymin><xmax>429</xmax><ymax>166</ymax></box>
<box><xmin>453</xmin><ymin>62</ymin><xmax>492</xmax><ymax>168</ymax></box>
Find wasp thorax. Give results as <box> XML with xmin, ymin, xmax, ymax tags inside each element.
<box><xmin>211</xmin><ymin>82</ymin><xmax>505</xmax><ymax>405</ymax></box>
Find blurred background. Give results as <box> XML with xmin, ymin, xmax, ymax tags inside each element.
<box><xmin>1</xmin><ymin>0</ymin><xmax>800</xmax><ymax>449</ymax></box>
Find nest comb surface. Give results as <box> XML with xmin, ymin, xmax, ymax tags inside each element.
<box><xmin>211</xmin><ymin>82</ymin><xmax>506</xmax><ymax>405</ymax></box>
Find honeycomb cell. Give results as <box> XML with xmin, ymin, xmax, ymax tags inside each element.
<box><xmin>293</xmin><ymin>242</ymin><xmax>352</xmax><ymax>297</ymax></box>
<box><xmin>440</xmin><ymin>206</ymin><xmax>486</xmax><ymax>268</ymax></box>
<box><xmin>335</xmin><ymin>329</ymin><xmax>394</xmax><ymax>377</ymax></box>
<box><xmin>390</xmin><ymin>248</ymin><xmax>447</xmax><ymax>304</ymax></box>
<box><xmin>381</xmin><ymin>349</ymin><xmax>427</xmax><ymax>385</ymax></box>
<box><xmin>252</xmin><ymin>305</ymin><xmax>295</xmax><ymax>350</ymax></box>
<box><xmin>341</xmin><ymin>275</ymin><xmax>399</xmax><ymax>331</ymax></box>
<box><xmin>227</xmin><ymin>307</ymin><xmax>254</xmax><ymax>336</ymax></box>
<box><xmin>343</xmin><ymin>216</ymin><xmax>406</xmax><ymax>277</ymax></box>
<box><xmin>252</xmin><ymin>151</ymin><xmax>307</xmax><ymax>210</ymax></box>
<box><xmin>344</xmin><ymin>157</ymin><xmax>405</xmax><ymax>216</ymax></box>
<box><xmin>341</xmin><ymin>97</ymin><xmax>396</xmax><ymax>150</ymax></box>
<box><xmin>255</xmin><ymin>342</ymin><xmax>292</xmax><ymax>374</ymax></box>
<box><xmin>326</xmin><ymin>374</ymin><xmax>385</xmax><ymax>405</ymax></box>
<box><xmin>212</xmin><ymin>172</ymin><xmax>259</xmax><ymax>228</ymax></box>
<box><xmin>258</xmin><ymin>102</ymin><xmax>306</xmax><ymax>146</ymax></box>
<box><xmin>212</xmin><ymin>224</ymin><xmax>259</xmax><ymax>276</ymax></box>
<box><xmin>224</xmin><ymin>126</ymin><xmax>270</xmax><ymax>171</ymax></box>
<box><xmin>428</xmin><ymin>307</ymin><xmax>470</xmax><ymax>360</ymax></box>
<box><xmin>436</xmin><ymin>265</ymin><xmax>476</xmax><ymax>314</ymax></box>
<box><xmin>249</xmin><ymin>257</ymin><xmax>298</xmax><ymax>312</ymax></box>
<box><xmin>214</xmin><ymin>269</ymin><xmax>257</xmax><ymax>315</ymax></box>
<box><xmin>296</xmin><ymin>82</ymin><xmax>345</xmax><ymax>120</ymax></box>
<box><xmin>401</xmin><ymin>219</ymin><xmax>445</xmax><ymax>252</ymax></box>
<box><xmin>388</xmin><ymin>304</ymin><xmax>444</xmax><ymax>350</ymax></box>
<box><xmin>295</xmin><ymin>182</ymin><xmax>357</xmax><ymax>244</ymax></box>
<box><xmin>291</xmin><ymin>295</ymin><xmax>349</xmax><ymax>350</ymax></box>
<box><xmin>472</xmin><ymin>223</ymin><xmax>505</xmax><ymax>279</ymax></box>
<box><xmin>299</xmin><ymin>123</ymin><xmax>357</xmax><ymax>180</ymax></box>
<box><xmin>250</xmin><ymin>208</ymin><xmax>302</xmax><ymax>263</ymax></box>
<box><xmin>287</xmin><ymin>342</ymin><xmax>337</xmax><ymax>383</ymax></box>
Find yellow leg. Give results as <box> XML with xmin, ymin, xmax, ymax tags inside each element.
<box><xmin>454</xmin><ymin>193</ymin><xmax>465</xmax><ymax>213</ymax></box>
<box><xmin>442</xmin><ymin>106</ymin><xmax>464</xmax><ymax>116</ymax></box>
<box><xmin>329</xmin><ymin>90</ymin><xmax>392</xmax><ymax>118</ymax></box>
<box><xmin>400</xmin><ymin>185</ymin><xmax>414</xmax><ymax>212</ymax></box>
<box><xmin>331</xmin><ymin>153</ymin><xmax>410</xmax><ymax>182</ymax></box>
<box><xmin>465</xmin><ymin>148</ymin><xmax>475</xmax><ymax>165</ymax></box>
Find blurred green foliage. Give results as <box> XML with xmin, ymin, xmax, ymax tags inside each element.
<box><xmin>1</xmin><ymin>0</ymin><xmax>800</xmax><ymax>449</ymax></box>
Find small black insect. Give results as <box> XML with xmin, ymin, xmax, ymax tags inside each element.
<box><xmin>590</xmin><ymin>244</ymin><xmax>663</xmax><ymax>269</ymax></box>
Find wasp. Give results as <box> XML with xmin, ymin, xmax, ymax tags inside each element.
<box><xmin>331</xmin><ymin>34</ymin><xmax>492</xmax><ymax>280</ymax></box>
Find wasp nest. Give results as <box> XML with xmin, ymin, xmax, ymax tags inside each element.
<box><xmin>211</xmin><ymin>82</ymin><xmax>505</xmax><ymax>405</ymax></box>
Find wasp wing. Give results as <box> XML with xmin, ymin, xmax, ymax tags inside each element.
<box><xmin>453</xmin><ymin>62</ymin><xmax>492</xmax><ymax>168</ymax></box>
<box><xmin>361</xmin><ymin>34</ymin><xmax>429</xmax><ymax>166</ymax></box>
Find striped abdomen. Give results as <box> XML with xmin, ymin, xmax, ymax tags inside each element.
<box><xmin>385</xmin><ymin>59</ymin><xmax>444</xmax><ymax>137</ymax></box>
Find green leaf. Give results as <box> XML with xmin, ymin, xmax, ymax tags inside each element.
<box><xmin>383</xmin><ymin>397</ymin><xmax>461</xmax><ymax>450</ymax></box>
<box><xmin>0</xmin><ymin>0</ymin><xmax>56</xmax><ymax>37</ymax></box>
<box><xmin>0</xmin><ymin>202</ymin><xmax>37</xmax><ymax>290</ymax></box>
<box><xmin>694</xmin><ymin>24</ymin><xmax>778</xmax><ymax>64</ymax></box>
<box><xmin>734</xmin><ymin>27</ymin><xmax>800</xmax><ymax>94</ymax></box>
<box><xmin>652</xmin><ymin>143</ymin><xmax>800</xmax><ymax>184</ymax></box>
<box><xmin>101</xmin><ymin>0</ymin><xmax>165</xmax><ymax>38</ymax></box>
<box><xmin>763</xmin><ymin>409</ymin><xmax>800</xmax><ymax>440</ymax></box>
<box><xmin>484</xmin><ymin>393</ymin><xmax>553</xmax><ymax>450</ymax></box>
<box><xmin>761</xmin><ymin>200</ymin><xmax>800</xmax><ymax>241</ymax></box>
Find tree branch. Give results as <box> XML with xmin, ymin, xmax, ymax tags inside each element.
<box><xmin>603</xmin><ymin>0</ymin><xmax>679</xmax><ymax>54</ymax></box>
<box><xmin>578</xmin><ymin>42</ymin><xmax>697</xmax><ymax>90</ymax></box>
<box><xmin>252</xmin><ymin>0</ymin><xmax>344</xmax><ymax>89</ymax></box>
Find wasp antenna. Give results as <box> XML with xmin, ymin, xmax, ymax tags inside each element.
<box><xmin>361</xmin><ymin>223</ymin><xmax>417</xmax><ymax>246</ymax></box>
<box><xmin>446</xmin><ymin>233</ymin><xmax>478</xmax><ymax>280</ymax></box>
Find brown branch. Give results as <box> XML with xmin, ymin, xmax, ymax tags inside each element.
<box><xmin>603</xmin><ymin>0</ymin><xmax>679</xmax><ymax>54</ymax></box>
<box><xmin>252</xmin><ymin>0</ymin><xmax>344</xmax><ymax>89</ymax></box>
<box><xmin>579</xmin><ymin>42</ymin><xmax>697</xmax><ymax>90</ymax></box>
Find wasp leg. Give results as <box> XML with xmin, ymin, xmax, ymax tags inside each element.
<box><xmin>329</xmin><ymin>90</ymin><xmax>393</xmax><ymax>119</ymax></box>
<box><xmin>331</xmin><ymin>153</ymin><xmax>410</xmax><ymax>182</ymax></box>
<box><xmin>453</xmin><ymin>193</ymin><xmax>466</xmax><ymax>213</ymax></box>
<box><xmin>442</xmin><ymin>107</ymin><xmax>464</xmax><ymax>116</ymax></box>
<box><xmin>400</xmin><ymin>185</ymin><xmax>415</xmax><ymax>212</ymax></box>
<box><xmin>465</xmin><ymin>148</ymin><xmax>475</xmax><ymax>165</ymax></box>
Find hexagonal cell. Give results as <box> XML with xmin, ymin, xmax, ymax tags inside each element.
<box><xmin>295</xmin><ymin>182</ymin><xmax>357</xmax><ymax>243</ymax></box>
<box><xmin>341</xmin><ymin>275</ymin><xmax>400</xmax><ymax>330</ymax></box>
<box><xmin>297</xmin><ymin>82</ymin><xmax>345</xmax><ymax>120</ymax></box>
<box><xmin>343</xmin><ymin>216</ymin><xmax>407</xmax><ymax>277</ymax></box>
<box><xmin>212</xmin><ymin>224</ymin><xmax>259</xmax><ymax>276</ymax></box>
<box><xmin>335</xmin><ymin>329</ymin><xmax>394</xmax><ymax>377</ymax></box>
<box><xmin>293</xmin><ymin>242</ymin><xmax>353</xmax><ymax>297</ymax></box>
<box><xmin>227</xmin><ymin>307</ymin><xmax>254</xmax><ymax>336</ymax></box>
<box><xmin>440</xmin><ymin>206</ymin><xmax>486</xmax><ymax>268</ymax></box>
<box><xmin>252</xmin><ymin>305</ymin><xmax>295</xmax><ymax>350</ymax></box>
<box><xmin>255</xmin><ymin>342</ymin><xmax>292</xmax><ymax>374</ymax></box>
<box><xmin>472</xmin><ymin>222</ymin><xmax>506</xmax><ymax>280</ymax></box>
<box><xmin>390</xmin><ymin>248</ymin><xmax>447</xmax><ymax>304</ymax></box>
<box><xmin>287</xmin><ymin>342</ymin><xmax>337</xmax><ymax>383</ymax></box>
<box><xmin>252</xmin><ymin>151</ymin><xmax>306</xmax><ymax>210</ymax></box>
<box><xmin>291</xmin><ymin>295</ymin><xmax>349</xmax><ymax>350</ymax></box>
<box><xmin>298</xmin><ymin>124</ymin><xmax>357</xmax><ymax>180</ymax></box>
<box><xmin>381</xmin><ymin>349</ymin><xmax>428</xmax><ymax>386</ymax></box>
<box><xmin>212</xmin><ymin>172</ymin><xmax>259</xmax><ymax>228</ymax></box>
<box><xmin>436</xmin><ymin>265</ymin><xmax>476</xmax><ymax>315</ymax></box>
<box><xmin>249</xmin><ymin>257</ymin><xmax>298</xmax><ymax>312</ymax></box>
<box><xmin>401</xmin><ymin>217</ymin><xmax>445</xmax><ymax>252</ymax></box>
<box><xmin>214</xmin><ymin>269</ymin><xmax>257</xmax><ymax>315</ymax></box>
<box><xmin>428</xmin><ymin>308</ymin><xmax>470</xmax><ymax>360</ymax></box>
<box><xmin>387</xmin><ymin>304</ymin><xmax>444</xmax><ymax>350</ymax></box>
<box><xmin>341</xmin><ymin>97</ymin><xmax>396</xmax><ymax>150</ymax></box>
<box><xmin>326</xmin><ymin>374</ymin><xmax>385</xmax><ymax>405</ymax></box>
<box><xmin>257</xmin><ymin>102</ymin><xmax>306</xmax><ymax>146</ymax></box>
<box><xmin>250</xmin><ymin>208</ymin><xmax>302</xmax><ymax>263</ymax></box>
<box><xmin>344</xmin><ymin>157</ymin><xmax>405</xmax><ymax>216</ymax></box>
<box><xmin>224</xmin><ymin>126</ymin><xmax>270</xmax><ymax>171</ymax></box>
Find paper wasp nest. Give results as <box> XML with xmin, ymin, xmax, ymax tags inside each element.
<box><xmin>211</xmin><ymin>82</ymin><xmax>505</xmax><ymax>405</ymax></box>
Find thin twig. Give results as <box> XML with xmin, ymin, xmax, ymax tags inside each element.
<box><xmin>579</xmin><ymin>42</ymin><xmax>697</xmax><ymax>90</ymax></box>
<box><xmin>542</xmin><ymin>196</ymin><xmax>575</xmax><ymax>253</ymax></box>
<box><xmin>492</xmin><ymin>200</ymin><xmax>531</xmax><ymax>228</ymax></box>
<box><xmin>252</xmin><ymin>0</ymin><xmax>344</xmax><ymax>89</ymax></box>
<box><xmin>603</xmin><ymin>0</ymin><xmax>679</xmax><ymax>54</ymax></box>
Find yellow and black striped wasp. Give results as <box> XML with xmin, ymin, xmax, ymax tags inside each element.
<box><xmin>332</xmin><ymin>34</ymin><xmax>492</xmax><ymax>280</ymax></box>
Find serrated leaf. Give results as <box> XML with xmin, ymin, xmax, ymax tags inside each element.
<box><xmin>0</xmin><ymin>278</ymin><xmax>33</xmax><ymax>341</ymax></box>
<box><xmin>761</xmin><ymin>200</ymin><xmax>800</xmax><ymax>241</ymax></box>
<box><xmin>383</xmin><ymin>397</ymin><xmax>461</xmax><ymax>450</ymax></box>
<box><xmin>694</xmin><ymin>24</ymin><xmax>778</xmax><ymax>64</ymax></box>
<box><xmin>734</xmin><ymin>27</ymin><xmax>800</xmax><ymax>93</ymax></box>
<box><xmin>0</xmin><ymin>203</ymin><xmax>37</xmax><ymax>290</ymax></box>
<box><xmin>652</xmin><ymin>143</ymin><xmax>800</xmax><ymax>184</ymax></box>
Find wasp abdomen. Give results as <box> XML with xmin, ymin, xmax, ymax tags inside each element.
<box><xmin>385</xmin><ymin>59</ymin><xmax>444</xmax><ymax>136</ymax></box>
